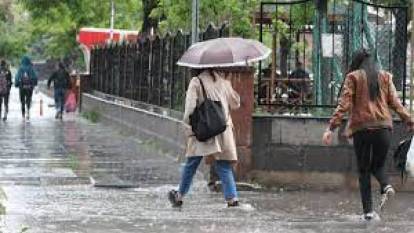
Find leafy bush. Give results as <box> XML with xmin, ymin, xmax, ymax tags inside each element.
<box><xmin>81</xmin><ymin>110</ymin><xmax>100</xmax><ymax>123</ymax></box>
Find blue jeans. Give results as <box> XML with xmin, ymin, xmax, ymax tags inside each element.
<box><xmin>54</xmin><ymin>88</ymin><xmax>65</xmax><ymax>113</ymax></box>
<box><xmin>178</xmin><ymin>156</ymin><xmax>238</xmax><ymax>200</ymax></box>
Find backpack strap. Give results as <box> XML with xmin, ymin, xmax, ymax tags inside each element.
<box><xmin>197</xmin><ymin>77</ymin><xmax>208</xmax><ymax>100</ymax></box>
<box><xmin>197</xmin><ymin>76</ymin><xmax>231</xmax><ymax>124</ymax></box>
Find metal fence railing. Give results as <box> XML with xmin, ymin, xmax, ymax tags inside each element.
<box><xmin>89</xmin><ymin>24</ymin><xmax>229</xmax><ymax>112</ymax></box>
<box><xmin>257</xmin><ymin>0</ymin><xmax>409</xmax><ymax>114</ymax></box>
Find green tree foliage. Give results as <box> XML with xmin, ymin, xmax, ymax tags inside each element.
<box><xmin>3</xmin><ymin>0</ymin><xmax>409</xmax><ymax>65</ymax></box>
<box><xmin>0</xmin><ymin>0</ymin><xmax>316</xmax><ymax>63</ymax></box>
<box><xmin>152</xmin><ymin>0</ymin><xmax>258</xmax><ymax>37</ymax></box>
<box><xmin>0</xmin><ymin>0</ymin><xmax>13</xmax><ymax>22</ymax></box>
<box><xmin>141</xmin><ymin>0</ymin><xmax>158</xmax><ymax>35</ymax></box>
<box><xmin>0</xmin><ymin>1</ymin><xmax>31</xmax><ymax>64</ymax></box>
<box><xmin>19</xmin><ymin>0</ymin><xmax>142</xmax><ymax>59</ymax></box>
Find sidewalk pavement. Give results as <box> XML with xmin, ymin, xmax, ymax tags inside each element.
<box><xmin>0</xmin><ymin>88</ymin><xmax>413</xmax><ymax>233</ymax></box>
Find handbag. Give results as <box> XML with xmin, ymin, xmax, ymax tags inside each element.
<box><xmin>394</xmin><ymin>135</ymin><xmax>414</xmax><ymax>183</ymax></box>
<box><xmin>65</xmin><ymin>91</ymin><xmax>77</xmax><ymax>112</ymax></box>
<box><xmin>405</xmin><ymin>136</ymin><xmax>414</xmax><ymax>177</ymax></box>
<box><xmin>189</xmin><ymin>77</ymin><xmax>227</xmax><ymax>142</ymax></box>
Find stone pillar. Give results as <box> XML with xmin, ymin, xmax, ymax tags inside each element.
<box><xmin>229</xmin><ymin>68</ymin><xmax>254</xmax><ymax>179</ymax></box>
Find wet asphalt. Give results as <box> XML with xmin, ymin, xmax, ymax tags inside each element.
<box><xmin>0</xmin><ymin>88</ymin><xmax>413</xmax><ymax>233</ymax></box>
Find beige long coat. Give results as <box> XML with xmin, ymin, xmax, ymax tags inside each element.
<box><xmin>183</xmin><ymin>70</ymin><xmax>240</xmax><ymax>161</ymax></box>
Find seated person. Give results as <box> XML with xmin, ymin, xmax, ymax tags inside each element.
<box><xmin>288</xmin><ymin>61</ymin><xmax>311</xmax><ymax>100</ymax></box>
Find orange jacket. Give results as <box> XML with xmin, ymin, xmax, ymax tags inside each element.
<box><xmin>329</xmin><ymin>70</ymin><xmax>413</xmax><ymax>136</ymax></box>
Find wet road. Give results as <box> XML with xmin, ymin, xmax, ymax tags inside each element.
<box><xmin>0</xmin><ymin>88</ymin><xmax>414</xmax><ymax>233</ymax></box>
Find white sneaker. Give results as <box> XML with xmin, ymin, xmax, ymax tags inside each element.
<box><xmin>379</xmin><ymin>185</ymin><xmax>395</xmax><ymax>211</ymax></box>
<box><xmin>26</xmin><ymin>112</ymin><xmax>30</xmax><ymax>120</ymax></box>
<box><xmin>363</xmin><ymin>211</ymin><xmax>380</xmax><ymax>221</ymax></box>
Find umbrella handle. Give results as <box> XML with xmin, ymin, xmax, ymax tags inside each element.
<box><xmin>245</xmin><ymin>56</ymin><xmax>251</xmax><ymax>66</ymax></box>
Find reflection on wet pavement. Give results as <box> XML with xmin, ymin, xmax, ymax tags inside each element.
<box><xmin>0</xmin><ymin>89</ymin><xmax>413</xmax><ymax>232</ymax></box>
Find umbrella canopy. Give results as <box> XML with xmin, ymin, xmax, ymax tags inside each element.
<box><xmin>177</xmin><ymin>37</ymin><xmax>271</xmax><ymax>68</ymax></box>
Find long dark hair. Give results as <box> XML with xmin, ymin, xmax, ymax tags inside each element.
<box><xmin>190</xmin><ymin>69</ymin><xmax>203</xmax><ymax>77</ymax></box>
<box><xmin>348</xmin><ymin>49</ymin><xmax>380</xmax><ymax>101</ymax></box>
<box><xmin>191</xmin><ymin>68</ymin><xmax>218</xmax><ymax>82</ymax></box>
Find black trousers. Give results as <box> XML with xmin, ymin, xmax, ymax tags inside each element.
<box><xmin>353</xmin><ymin>128</ymin><xmax>391</xmax><ymax>214</ymax></box>
<box><xmin>19</xmin><ymin>88</ymin><xmax>33</xmax><ymax>116</ymax></box>
<box><xmin>0</xmin><ymin>92</ymin><xmax>9</xmax><ymax>116</ymax></box>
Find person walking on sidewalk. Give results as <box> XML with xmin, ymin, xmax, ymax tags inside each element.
<box><xmin>0</xmin><ymin>60</ymin><xmax>12</xmax><ymax>121</ymax></box>
<box><xmin>322</xmin><ymin>49</ymin><xmax>414</xmax><ymax>221</ymax></box>
<box><xmin>169</xmin><ymin>69</ymin><xmax>241</xmax><ymax>208</ymax></box>
<box><xmin>47</xmin><ymin>62</ymin><xmax>70</xmax><ymax>119</ymax></box>
<box><xmin>15</xmin><ymin>56</ymin><xmax>37</xmax><ymax>120</ymax></box>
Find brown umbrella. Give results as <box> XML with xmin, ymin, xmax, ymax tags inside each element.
<box><xmin>177</xmin><ymin>37</ymin><xmax>271</xmax><ymax>68</ymax></box>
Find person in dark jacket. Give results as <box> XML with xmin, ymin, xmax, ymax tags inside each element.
<box><xmin>15</xmin><ymin>56</ymin><xmax>38</xmax><ymax>120</ymax></box>
<box><xmin>0</xmin><ymin>60</ymin><xmax>12</xmax><ymax>121</ymax></box>
<box><xmin>48</xmin><ymin>62</ymin><xmax>70</xmax><ymax>119</ymax></box>
<box><xmin>288</xmin><ymin>61</ymin><xmax>310</xmax><ymax>98</ymax></box>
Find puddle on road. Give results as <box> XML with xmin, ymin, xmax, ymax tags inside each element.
<box><xmin>0</xmin><ymin>180</ymin><xmax>413</xmax><ymax>233</ymax></box>
<box><xmin>1</xmin><ymin>90</ymin><xmax>414</xmax><ymax>232</ymax></box>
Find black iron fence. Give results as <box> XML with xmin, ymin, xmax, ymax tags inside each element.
<box><xmin>90</xmin><ymin>1</ymin><xmax>409</xmax><ymax>115</ymax></box>
<box><xmin>90</xmin><ymin>24</ymin><xmax>229</xmax><ymax>112</ymax></box>
<box><xmin>258</xmin><ymin>0</ymin><xmax>409</xmax><ymax>113</ymax></box>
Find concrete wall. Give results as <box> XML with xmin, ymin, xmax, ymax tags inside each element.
<box><xmin>82</xmin><ymin>92</ymin><xmax>187</xmax><ymax>158</ymax></box>
<box><xmin>82</xmin><ymin>92</ymin><xmax>414</xmax><ymax>190</ymax></box>
<box><xmin>250</xmin><ymin>115</ymin><xmax>413</xmax><ymax>190</ymax></box>
<box><xmin>82</xmin><ymin>69</ymin><xmax>256</xmax><ymax>179</ymax></box>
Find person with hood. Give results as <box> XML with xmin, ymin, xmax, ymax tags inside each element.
<box><xmin>15</xmin><ymin>56</ymin><xmax>38</xmax><ymax>120</ymax></box>
<box><xmin>168</xmin><ymin>69</ymin><xmax>241</xmax><ymax>208</ymax></box>
<box><xmin>322</xmin><ymin>49</ymin><xmax>414</xmax><ymax>220</ymax></box>
<box><xmin>48</xmin><ymin>62</ymin><xmax>70</xmax><ymax>119</ymax></box>
<box><xmin>0</xmin><ymin>60</ymin><xmax>12</xmax><ymax>121</ymax></box>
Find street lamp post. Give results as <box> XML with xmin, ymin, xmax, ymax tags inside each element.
<box><xmin>110</xmin><ymin>0</ymin><xmax>115</xmax><ymax>41</ymax></box>
<box><xmin>411</xmin><ymin>5</ymin><xmax>414</xmax><ymax>113</ymax></box>
<box><xmin>191</xmin><ymin>0</ymin><xmax>199</xmax><ymax>44</ymax></box>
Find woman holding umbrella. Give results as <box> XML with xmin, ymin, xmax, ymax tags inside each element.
<box><xmin>168</xmin><ymin>38</ymin><xmax>270</xmax><ymax>208</ymax></box>
<box><xmin>168</xmin><ymin>69</ymin><xmax>241</xmax><ymax>207</ymax></box>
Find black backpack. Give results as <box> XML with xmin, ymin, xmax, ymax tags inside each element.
<box><xmin>0</xmin><ymin>70</ymin><xmax>8</xmax><ymax>95</ymax></box>
<box><xmin>393</xmin><ymin>137</ymin><xmax>411</xmax><ymax>183</ymax></box>
<box><xmin>21</xmin><ymin>71</ymin><xmax>32</xmax><ymax>90</ymax></box>
<box><xmin>189</xmin><ymin>77</ymin><xmax>227</xmax><ymax>142</ymax></box>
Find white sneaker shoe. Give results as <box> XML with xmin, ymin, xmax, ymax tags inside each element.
<box><xmin>379</xmin><ymin>185</ymin><xmax>395</xmax><ymax>211</ymax></box>
<box><xmin>363</xmin><ymin>211</ymin><xmax>380</xmax><ymax>221</ymax></box>
<box><xmin>26</xmin><ymin>112</ymin><xmax>30</xmax><ymax>120</ymax></box>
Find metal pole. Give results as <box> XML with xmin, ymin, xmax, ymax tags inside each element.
<box><xmin>258</xmin><ymin>2</ymin><xmax>263</xmax><ymax>107</ymax></box>
<box><xmin>110</xmin><ymin>0</ymin><xmax>115</xmax><ymax>41</ymax></box>
<box><xmin>411</xmin><ymin>4</ymin><xmax>414</xmax><ymax>113</ymax></box>
<box><xmin>191</xmin><ymin>0</ymin><xmax>199</xmax><ymax>44</ymax></box>
<box><xmin>403</xmin><ymin>8</ymin><xmax>408</xmax><ymax>106</ymax></box>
